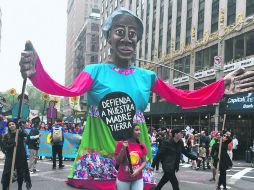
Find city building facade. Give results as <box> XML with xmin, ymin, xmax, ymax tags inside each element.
<box><xmin>65</xmin><ymin>0</ymin><xmax>101</xmax><ymax>114</ymax></box>
<box><xmin>65</xmin><ymin>0</ymin><xmax>101</xmax><ymax>86</ymax></box>
<box><xmin>74</xmin><ymin>15</ymin><xmax>100</xmax><ymax>111</ymax></box>
<box><xmin>99</xmin><ymin>0</ymin><xmax>254</xmax><ymax>158</ymax></box>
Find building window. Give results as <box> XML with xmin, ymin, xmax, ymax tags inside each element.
<box><xmin>114</xmin><ymin>0</ymin><xmax>118</xmax><ymax>8</ymax></box>
<box><xmin>90</xmin><ymin>55</ymin><xmax>98</xmax><ymax>63</ymax></box>
<box><xmin>246</xmin><ymin>32</ymin><xmax>254</xmax><ymax>56</ymax></box>
<box><xmin>145</xmin><ymin>37</ymin><xmax>148</xmax><ymax>60</ymax></box>
<box><xmin>167</xmin><ymin>1</ymin><xmax>172</xmax><ymax>53</ymax></box>
<box><xmin>157</xmin><ymin>66</ymin><xmax>169</xmax><ymax>80</ymax></box>
<box><xmin>174</xmin><ymin>55</ymin><xmax>190</xmax><ymax>78</ymax></box>
<box><xmin>185</xmin><ymin>0</ymin><xmax>192</xmax><ymax>45</ymax></box>
<box><xmin>197</xmin><ymin>0</ymin><xmax>205</xmax><ymax>40</ymax></box>
<box><xmin>151</xmin><ymin>0</ymin><xmax>157</xmax><ymax>58</ymax></box>
<box><xmin>235</xmin><ymin>35</ymin><xmax>244</xmax><ymax>59</ymax></box>
<box><xmin>211</xmin><ymin>0</ymin><xmax>219</xmax><ymax>33</ymax></box>
<box><xmin>225</xmin><ymin>38</ymin><xmax>233</xmax><ymax>62</ymax></box>
<box><xmin>141</xmin><ymin>0</ymin><xmax>145</xmax><ymax>19</ymax></box>
<box><xmin>145</xmin><ymin>1</ymin><xmax>150</xmax><ymax>60</ymax></box>
<box><xmin>227</xmin><ymin>0</ymin><xmax>236</xmax><ymax>25</ymax></box>
<box><xmin>246</xmin><ymin>0</ymin><xmax>254</xmax><ymax>17</ymax></box>
<box><xmin>175</xmin><ymin>0</ymin><xmax>182</xmax><ymax>50</ymax></box>
<box><xmin>158</xmin><ymin>0</ymin><xmax>164</xmax><ymax>57</ymax></box>
<box><xmin>195</xmin><ymin>45</ymin><xmax>218</xmax><ymax>71</ymax></box>
<box><xmin>91</xmin><ymin>24</ymin><xmax>99</xmax><ymax>32</ymax></box>
<box><xmin>176</xmin><ymin>85</ymin><xmax>189</xmax><ymax>90</ymax></box>
<box><xmin>224</xmin><ymin>31</ymin><xmax>254</xmax><ymax>62</ymax></box>
<box><xmin>101</xmin><ymin>4</ymin><xmax>104</xmax><ymax>13</ymax></box>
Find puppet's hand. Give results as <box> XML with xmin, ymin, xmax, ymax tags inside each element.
<box><xmin>224</xmin><ymin>68</ymin><xmax>254</xmax><ymax>95</ymax></box>
<box><xmin>19</xmin><ymin>40</ymin><xmax>37</xmax><ymax>79</ymax></box>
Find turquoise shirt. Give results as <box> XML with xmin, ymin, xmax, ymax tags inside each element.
<box><xmin>84</xmin><ymin>64</ymin><xmax>157</xmax><ymax>112</ymax></box>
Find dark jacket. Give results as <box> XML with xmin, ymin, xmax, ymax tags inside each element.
<box><xmin>1</xmin><ymin>128</ymin><xmax>31</xmax><ymax>188</ymax></box>
<box><xmin>152</xmin><ymin>138</ymin><xmax>197</xmax><ymax>172</ymax></box>
<box><xmin>211</xmin><ymin>136</ymin><xmax>232</xmax><ymax>171</ymax></box>
<box><xmin>27</xmin><ymin>127</ymin><xmax>40</xmax><ymax>150</ymax></box>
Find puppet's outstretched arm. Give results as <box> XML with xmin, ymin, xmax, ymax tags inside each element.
<box><xmin>30</xmin><ymin>56</ymin><xmax>92</xmax><ymax>96</ymax></box>
<box><xmin>19</xmin><ymin>41</ymin><xmax>92</xmax><ymax>96</ymax></box>
<box><xmin>151</xmin><ymin>77</ymin><xmax>224</xmax><ymax>109</ymax></box>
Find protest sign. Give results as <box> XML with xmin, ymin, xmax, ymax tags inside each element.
<box><xmin>98</xmin><ymin>92</ymin><xmax>136</xmax><ymax>141</ymax></box>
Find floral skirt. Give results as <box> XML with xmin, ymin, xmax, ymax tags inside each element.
<box><xmin>66</xmin><ymin>107</ymin><xmax>156</xmax><ymax>189</ymax></box>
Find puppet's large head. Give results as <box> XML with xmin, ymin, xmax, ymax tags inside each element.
<box><xmin>102</xmin><ymin>8</ymin><xmax>143</xmax><ymax>62</ymax></box>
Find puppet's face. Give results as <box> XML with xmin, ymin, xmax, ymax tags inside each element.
<box><xmin>109</xmin><ymin>15</ymin><xmax>137</xmax><ymax>62</ymax></box>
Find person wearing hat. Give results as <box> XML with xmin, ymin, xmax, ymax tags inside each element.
<box><xmin>11</xmin><ymin>94</ymin><xmax>30</xmax><ymax>124</ymax></box>
<box><xmin>19</xmin><ymin>6</ymin><xmax>254</xmax><ymax>190</ymax></box>
<box><xmin>46</xmin><ymin>100</ymin><xmax>57</xmax><ymax>126</ymax></box>
<box><xmin>211</xmin><ymin>132</ymin><xmax>232</xmax><ymax>190</ymax></box>
<box><xmin>1</xmin><ymin>120</ymin><xmax>32</xmax><ymax>190</ymax></box>
<box><xmin>27</xmin><ymin>116</ymin><xmax>41</xmax><ymax>173</ymax></box>
<box><xmin>2</xmin><ymin>94</ymin><xmax>30</xmax><ymax>125</ymax></box>
<box><xmin>151</xmin><ymin>128</ymin><xmax>197</xmax><ymax>190</ymax></box>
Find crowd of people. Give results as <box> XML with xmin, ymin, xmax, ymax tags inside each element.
<box><xmin>0</xmin><ymin>114</ymin><xmax>84</xmax><ymax>136</ymax></box>
<box><xmin>148</xmin><ymin>126</ymin><xmax>244</xmax><ymax>190</ymax></box>
<box><xmin>0</xmin><ymin>115</ymin><xmax>68</xmax><ymax>189</ymax></box>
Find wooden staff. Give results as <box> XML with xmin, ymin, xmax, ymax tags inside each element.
<box><xmin>8</xmin><ymin>80</ymin><xmax>27</xmax><ymax>189</ymax></box>
<box><xmin>9</xmin><ymin>42</ymin><xmax>33</xmax><ymax>189</ymax></box>
<box><xmin>215</xmin><ymin>114</ymin><xmax>227</xmax><ymax>188</ymax></box>
<box><xmin>126</xmin><ymin>146</ymin><xmax>133</xmax><ymax>174</ymax></box>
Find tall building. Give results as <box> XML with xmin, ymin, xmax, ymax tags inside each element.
<box><xmin>65</xmin><ymin>0</ymin><xmax>101</xmax><ymax>113</ymax></box>
<box><xmin>65</xmin><ymin>0</ymin><xmax>101</xmax><ymax>86</ymax></box>
<box><xmin>74</xmin><ymin>14</ymin><xmax>100</xmax><ymax>111</ymax></box>
<box><xmin>100</xmin><ymin>0</ymin><xmax>254</xmax><ymax>157</ymax></box>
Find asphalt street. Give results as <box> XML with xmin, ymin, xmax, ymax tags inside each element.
<box><xmin>0</xmin><ymin>157</ymin><xmax>253</xmax><ymax>190</ymax></box>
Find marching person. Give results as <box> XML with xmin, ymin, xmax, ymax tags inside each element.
<box><xmin>19</xmin><ymin>7</ymin><xmax>254</xmax><ymax>189</ymax></box>
<box><xmin>50</xmin><ymin>119</ymin><xmax>65</xmax><ymax>169</ymax></box>
<box><xmin>1</xmin><ymin>120</ymin><xmax>32</xmax><ymax>190</ymax></box>
<box><xmin>151</xmin><ymin>128</ymin><xmax>197</xmax><ymax>190</ymax></box>
<box><xmin>27</xmin><ymin>116</ymin><xmax>41</xmax><ymax>173</ymax></box>
<box><xmin>232</xmin><ymin>135</ymin><xmax>239</xmax><ymax>161</ymax></box>
<box><xmin>211</xmin><ymin>131</ymin><xmax>232</xmax><ymax>190</ymax></box>
<box><xmin>115</xmin><ymin>124</ymin><xmax>148</xmax><ymax>190</ymax></box>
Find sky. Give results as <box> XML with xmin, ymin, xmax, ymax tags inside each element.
<box><xmin>0</xmin><ymin>0</ymin><xmax>67</xmax><ymax>93</ymax></box>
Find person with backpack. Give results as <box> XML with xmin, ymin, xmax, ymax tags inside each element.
<box><xmin>50</xmin><ymin>118</ymin><xmax>65</xmax><ymax>169</ymax></box>
<box><xmin>27</xmin><ymin>116</ymin><xmax>41</xmax><ymax>173</ymax></box>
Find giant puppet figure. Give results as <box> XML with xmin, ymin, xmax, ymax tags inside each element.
<box><xmin>19</xmin><ymin>8</ymin><xmax>254</xmax><ymax>190</ymax></box>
